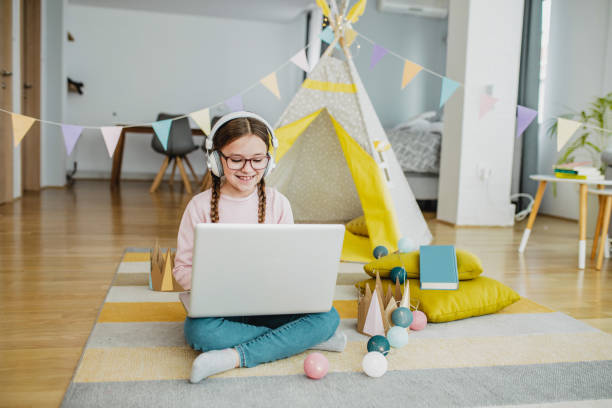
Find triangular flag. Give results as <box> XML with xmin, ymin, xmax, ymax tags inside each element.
<box><xmin>61</xmin><ymin>124</ymin><xmax>83</xmax><ymax>155</ymax></box>
<box><xmin>152</xmin><ymin>118</ymin><xmax>172</xmax><ymax>150</ymax></box>
<box><xmin>439</xmin><ymin>77</ymin><xmax>461</xmax><ymax>108</ymax></box>
<box><xmin>290</xmin><ymin>49</ymin><xmax>310</xmax><ymax>73</ymax></box>
<box><xmin>225</xmin><ymin>94</ymin><xmax>244</xmax><ymax>112</ymax></box>
<box><xmin>516</xmin><ymin>105</ymin><xmax>538</xmax><ymax>138</ymax></box>
<box><xmin>101</xmin><ymin>126</ymin><xmax>123</xmax><ymax>157</ymax></box>
<box><xmin>190</xmin><ymin>108</ymin><xmax>211</xmax><ymax>135</ymax></box>
<box><xmin>260</xmin><ymin>72</ymin><xmax>281</xmax><ymax>100</ymax></box>
<box><xmin>401</xmin><ymin>60</ymin><xmax>423</xmax><ymax>89</ymax></box>
<box><xmin>370</xmin><ymin>44</ymin><xmax>388</xmax><ymax>69</ymax></box>
<box><xmin>363</xmin><ymin>289</ymin><xmax>385</xmax><ymax>337</ymax></box>
<box><xmin>557</xmin><ymin>118</ymin><xmax>582</xmax><ymax>151</ymax></box>
<box><xmin>319</xmin><ymin>25</ymin><xmax>335</xmax><ymax>46</ymax></box>
<box><xmin>11</xmin><ymin>113</ymin><xmax>36</xmax><ymax>146</ymax></box>
<box><xmin>345</xmin><ymin>28</ymin><xmax>358</xmax><ymax>47</ymax></box>
<box><xmin>479</xmin><ymin>93</ymin><xmax>499</xmax><ymax>119</ymax></box>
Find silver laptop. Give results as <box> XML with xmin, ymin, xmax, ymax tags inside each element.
<box><xmin>179</xmin><ymin>223</ymin><xmax>345</xmax><ymax>317</ymax></box>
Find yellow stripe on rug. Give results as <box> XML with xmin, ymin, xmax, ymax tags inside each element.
<box><xmin>123</xmin><ymin>252</ymin><xmax>150</xmax><ymax>262</ymax></box>
<box><xmin>74</xmin><ymin>331</ymin><xmax>612</xmax><ymax>383</ymax></box>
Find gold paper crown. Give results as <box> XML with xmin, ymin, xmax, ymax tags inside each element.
<box><xmin>150</xmin><ymin>240</ymin><xmax>184</xmax><ymax>292</ymax></box>
<box><xmin>357</xmin><ymin>271</ymin><xmax>410</xmax><ymax>336</ymax></box>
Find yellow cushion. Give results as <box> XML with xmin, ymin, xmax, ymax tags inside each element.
<box><xmin>346</xmin><ymin>215</ymin><xmax>369</xmax><ymax>237</ymax></box>
<box><xmin>363</xmin><ymin>249</ymin><xmax>483</xmax><ymax>281</ymax></box>
<box><xmin>355</xmin><ymin>277</ymin><xmax>520</xmax><ymax>323</ymax></box>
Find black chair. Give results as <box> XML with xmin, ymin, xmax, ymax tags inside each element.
<box><xmin>150</xmin><ymin>113</ymin><xmax>199</xmax><ymax>193</ymax></box>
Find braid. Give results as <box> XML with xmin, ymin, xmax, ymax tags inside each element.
<box><xmin>257</xmin><ymin>179</ymin><xmax>266</xmax><ymax>224</ymax></box>
<box><xmin>210</xmin><ymin>175</ymin><xmax>221</xmax><ymax>223</ymax></box>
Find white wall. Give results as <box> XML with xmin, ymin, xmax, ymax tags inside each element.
<box><xmin>350</xmin><ymin>0</ymin><xmax>448</xmax><ymax>128</ymax></box>
<box><xmin>41</xmin><ymin>0</ymin><xmax>66</xmax><ymax>187</ymax></box>
<box><xmin>538</xmin><ymin>0</ymin><xmax>612</xmax><ymax>220</ymax></box>
<box><xmin>64</xmin><ymin>5</ymin><xmax>307</xmax><ymax>179</ymax></box>
<box><xmin>437</xmin><ymin>0</ymin><xmax>523</xmax><ymax>226</ymax></box>
<box><xmin>12</xmin><ymin>0</ymin><xmax>21</xmax><ymax>199</ymax></box>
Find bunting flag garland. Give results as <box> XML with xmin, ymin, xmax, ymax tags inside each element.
<box><xmin>152</xmin><ymin>119</ymin><xmax>172</xmax><ymax>150</ymax></box>
<box><xmin>401</xmin><ymin>60</ymin><xmax>423</xmax><ymax>89</ymax></box>
<box><xmin>290</xmin><ymin>49</ymin><xmax>310</xmax><ymax>73</ymax></box>
<box><xmin>260</xmin><ymin>72</ymin><xmax>281</xmax><ymax>100</ymax></box>
<box><xmin>556</xmin><ymin>118</ymin><xmax>582</xmax><ymax>151</ymax></box>
<box><xmin>225</xmin><ymin>94</ymin><xmax>244</xmax><ymax>112</ymax></box>
<box><xmin>190</xmin><ymin>108</ymin><xmax>211</xmax><ymax>135</ymax></box>
<box><xmin>345</xmin><ymin>28</ymin><xmax>357</xmax><ymax>47</ymax></box>
<box><xmin>11</xmin><ymin>113</ymin><xmax>36</xmax><ymax>146</ymax></box>
<box><xmin>479</xmin><ymin>93</ymin><xmax>499</xmax><ymax>119</ymax></box>
<box><xmin>515</xmin><ymin>105</ymin><xmax>538</xmax><ymax>138</ymax></box>
<box><xmin>101</xmin><ymin>126</ymin><xmax>123</xmax><ymax>157</ymax></box>
<box><xmin>370</xmin><ymin>44</ymin><xmax>388</xmax><ymax>69</ymax></box>
<box><xmin>439</xmin><ymin>77</ymin><xmax>461</xmax><ymax>108</ymax></box>
<box><xmin>61</xmin><ymin>124</ymin><xmax>83</xmax><ymax>155</ymax></box>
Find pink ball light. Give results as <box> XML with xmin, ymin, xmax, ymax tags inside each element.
<box><xmin>304</xmin><ymin>352</ymin><xmax>329</xmax><ymax>379</ymax></box>
<box><xmin>410</xmin><ymin>310</ymin><xmax>428</xmax><ymax>331</ymax></box>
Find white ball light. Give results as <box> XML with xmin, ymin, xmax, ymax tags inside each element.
<box><xmin>398</xmin><ymin>237</ymin><xmax>417</xmax><ymax>253</ymax></box>
<box><xmin>361</xmin><ymin>351</ymin><xmax>388</xmax><ymax>378</ymax></box>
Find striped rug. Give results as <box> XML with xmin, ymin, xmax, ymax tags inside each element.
<box><xmin>61</xmin><ymin>248</ymin><xmax>612</xmax><ymax>407</ymax></box>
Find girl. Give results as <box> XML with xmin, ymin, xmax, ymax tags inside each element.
<box><xmin>172</xmin><ymin>112</ymin><xmax>346</xmax><ymax>383</ymax></box>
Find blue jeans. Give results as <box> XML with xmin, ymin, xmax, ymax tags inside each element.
<box><xmin>184</xmin><ymin>307</ymin><xmax>340</xmax><ymax>368</ymax></box>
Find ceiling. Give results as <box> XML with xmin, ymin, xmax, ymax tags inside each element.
<box><xmin>68</xmin><ymin>0</ymin><xmax>318</xmax><ymax>22</ymax></box>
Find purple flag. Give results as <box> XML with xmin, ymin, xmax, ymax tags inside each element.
<box><xmin>370</xmin><ymin>44</ymin><xmax>388</xmax><ymax>69</ymax></box>
<box><xmin>61</xmin><ymin>124</ymin><xmax>83</xmax><ymax>155</ymax></box>
<box><xmin>225</xmin><ymin>94</ymin><xmax>244</xmax><ymax>112</ymax></box>
<box><xmin>516</xmin><ymin>105</ymin><xmax>538</xmax><ymax>138</ymax></box>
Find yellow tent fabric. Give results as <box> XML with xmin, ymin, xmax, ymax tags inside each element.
<box><xmin>274</xmin><ymin>108</ymin><xmax>400</xmax><ymax>261</ymax></box>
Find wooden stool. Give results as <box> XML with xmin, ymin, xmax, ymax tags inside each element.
<box><xmin>589</xmin><ymin>188</ymin><xmax>612</xmax><ymax>270</ymax></box>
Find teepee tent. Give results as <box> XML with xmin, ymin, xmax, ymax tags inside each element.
<box><xmin>267</xmin><ymin>0</ymin><xmax>432</xmax><ymax>262</ymax></box>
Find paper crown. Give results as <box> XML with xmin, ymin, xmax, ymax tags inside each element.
<box><xmin>150</xmin><ymin>240</ymin><xmax>184</xmax><ymax>292</ymax></box>
<box><xmin>357</xmin><ymin>271</ymin><xmax>410</xmax><ymax>337</ymax></box>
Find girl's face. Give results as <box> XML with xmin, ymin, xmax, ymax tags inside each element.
<box><xmin>219</xmin><ymin>134</ymin><xmax>268</xmax><ymax>197</ymax></box>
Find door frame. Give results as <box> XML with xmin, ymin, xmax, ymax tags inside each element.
<box><xmin>1</xmin><ymin>0</ymin><xmax>14</xmax><ymax>204</ymax></box>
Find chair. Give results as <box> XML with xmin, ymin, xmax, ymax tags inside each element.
<box><xmin>150</xmin><ymin>113</ymin><xmax>199</xmax><ymax>194</ymax></box>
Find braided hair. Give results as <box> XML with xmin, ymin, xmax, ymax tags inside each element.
<box><xmin>208</xmin><ymin>117</ymin><xmax>270</xmax><ymax>223</ymax></box>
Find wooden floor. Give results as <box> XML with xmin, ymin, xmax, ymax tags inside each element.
<box><xmin>1</xmin><ymin>180</ymin><xmax>611</xmax><ymax>407</ymax></box>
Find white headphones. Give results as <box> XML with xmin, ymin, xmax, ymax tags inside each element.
<box><xmin>205</xmin><ymin>111</ymin><xmax>278</xmax><ymax>178</ymax></box>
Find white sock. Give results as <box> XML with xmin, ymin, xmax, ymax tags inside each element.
<box><xmin>190</xmin><ymin>348</ymin><xmax>239</xmax><ymax>383</ymax></box>
<box><xmin>309</xmin><ymin>330</ymin><xmax>347</xmax><ymax>352</ymax></box>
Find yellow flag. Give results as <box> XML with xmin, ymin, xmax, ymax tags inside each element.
<box><xmin>190</xmin><ymin>108</ymin><xmax>211</xmax><ymax>135</ymax></box>
<box><xmin>402</xmin><ymin>60</ymin><xmax>423</xmax><ymax>89</ymax></box>
<box><xmin>260</xmin><ymin>72</ymin><xmax>281</xmax><ymax>100</ymax></box>
<box><xmin>316</xmin><ymin>0</ymin><xmax>330</xmax><ymax>17</ymax></box>
<box><xmin>345</xmin><ymin>28</ymin><xmax>358</xmax><ymax>47</ymax></box>
<box><xmin>346</xmin><ymin>0</ymin><xmax>366</xmax><ymax>23</ymax></box>
<box><xmin>12</xmin><ymin>113</ymin><xmax>36</xmax><ymax>146</ymax></box>
<box><xmin>557</xmin><ymin>118</ymin><xmax>581</xmax><ymax>151</ymax></box>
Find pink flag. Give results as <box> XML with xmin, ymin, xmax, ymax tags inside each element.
<box><xmin>290</xmin><ymin>49</ymin><xmax>310</xmax><ymax>73</ymax></box>
<box><xmin>370</xmin><ymin>44</ymin><xmax>388</xmax><ymax>69</ymax></box>
<box><xmin>101</xmin><ymin>126</ymin><xmax>123</xmax><ymax>157</ymax></box>
<box><xmin>363</xmin><ymin>289</ymin><xmax>385</xmax><ymax>337</ymax></box>
<box><xmin>61</xmin><ymin>124</ymin><xmax>83</xmax><ymax>155</ymax></box>
<box><xmin>479</xmin><ymin>93</ymin><xmax>499</xmax><ymax>119</ymax></box>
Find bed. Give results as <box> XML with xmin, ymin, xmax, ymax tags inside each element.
<box><xmin>386</xmin><ymin>111</ymin><xmax>442</xmax><ymax>201</ymax></box>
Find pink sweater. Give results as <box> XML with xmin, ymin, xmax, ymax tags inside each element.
<box><xmin>172</xmin><ymin>187</ymin><xmax>293</xmax><ymax>289</ymax></box>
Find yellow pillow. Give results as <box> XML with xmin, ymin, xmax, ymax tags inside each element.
<box><xmin>363</xmin><ymin>249</ymin><xmax>483</xmax><ymax>280</ymax></box>
<box><xmin>346</xmin><ymin>215</ymin><xmax>369</xmax><ymax>237</ymax></box>
<box><xmin>355</xmin><ymin>277</ymin><xmax>520</xmax><ymax>323</ymax></box>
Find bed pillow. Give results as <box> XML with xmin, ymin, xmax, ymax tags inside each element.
<box><xmin>355</xmin><ymin>277</ymin><xmax>520</xmax><ymax>323</ymax></box>
<box><xmin>364</xmin><ymin>249</ymin><xmax>483</xmax><ymax>280</ymax></box>
<box><xmin>346</xmin><ymin>215</ymin><xmax>369</xmax><ymax>237</ymax></box>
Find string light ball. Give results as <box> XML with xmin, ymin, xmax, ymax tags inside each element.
<box><xmin>386</xmin><ymin>326</ymin><xmax>409</xmax><ymax>348</ymax></box>
<box><xmin>389</xmin><ymin>266</ymin><xmax>407</xmax><ymax>284</ymax></box>
<box><xmin>362</xmin><ymin>351</ymin><xmax>388</xmax><ymax>378</ymax></box>
<box><xmin>303</xmin><ymin>352</ymin><xmax>329</xmax><ymax>380</ymax></box>
<box><xmin>391</xmin><ymin>307</ymin><xmax>413</xmax><ymax>327</ymax></box>
<box><xmin>410</xmin><ymin>310</ymin><xmax>428</xmax><ymax>331</ymax></box>
<box><xmin>367</xmin><ymin>335</ymin><xmax>390</xmax><ymax>356</ymax></box>
<box><xmin>373</xmin><ymin>245</ymin><xmax>388</xmax><ymax>259</ymax></box>
<box><xmin>398</xmin><ymin>237</ymin><xmax>417</xmax><ymax>253</ymax></box>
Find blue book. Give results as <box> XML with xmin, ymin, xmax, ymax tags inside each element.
<box><xmin>419</xmin><ymin>245</ymin><xmax>458</xmax><ymax>290</ymax></box>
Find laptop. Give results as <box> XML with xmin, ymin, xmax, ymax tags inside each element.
<box><xmin>179</xmin><ymin>223</ymin><xmax>345</xmax><ymax>318</ymax></box>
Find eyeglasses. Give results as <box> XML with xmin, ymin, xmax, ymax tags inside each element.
<box><xmin>218</xmin><ymin>152</ymin><xmax>270</xmax><ymax>170</ymax></box>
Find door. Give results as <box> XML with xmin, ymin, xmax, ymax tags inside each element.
<box><xmin>20</xmin><ymin>0</ymin><xmax>41</xmax><ymax>192</ymax></box>
<box><xmin>1</xmin><ymin>0</ymin><xmax>13</xmax><ymax>204</ymax></box>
